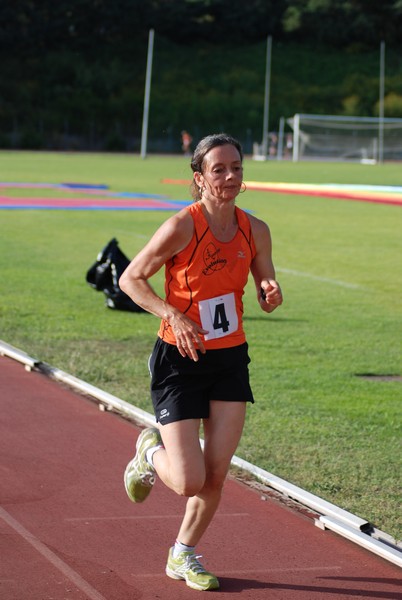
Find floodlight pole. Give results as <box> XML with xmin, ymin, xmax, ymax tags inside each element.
<box><xmin>277</xmin><ymin>116</ymin><xmax>285</xmax><ymax>160</ymax></box>
<box><xmin>262</xmin><ymin>35</ymin><xmax>272</xmax><ymax>159</ymax></box>
<box><xmin>293</xmin><ymin>113</ymin><xmax>300</xmax><ymax>162</ymax></box>
<box><xmin>141</xmin><ymin>29</ymin><xmax>154</xmax><ymax>159</ymax></box>
<box><xmin>378</xmin><ymin>40</ymin><xmax>385</xmax><ymax>163</ymax></box>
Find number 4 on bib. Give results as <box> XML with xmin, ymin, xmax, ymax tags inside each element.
<box><xmin>199</xmin><ymin>293</ymin><xmax>238</xmax><ymax>340</ymax></box>
<box><xmin>214</xmin><ymin>303</ymin><xmax>229</xmax><ymax>332</ymax></box>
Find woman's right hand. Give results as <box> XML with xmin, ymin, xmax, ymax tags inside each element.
<box><xmin>168</xmin><ymin>311</ymin><xmax>208</xmax><ymax>361</ymax></box>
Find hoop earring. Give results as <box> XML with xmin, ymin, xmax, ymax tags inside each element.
<box><xmin>240</xmin><ymin>181</ymin><xmax>247</xmax><ymax>194</ymax></box>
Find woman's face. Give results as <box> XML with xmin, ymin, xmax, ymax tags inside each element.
<box><xmin>197</xmin><ymin>144</ymin><xmax>243</xmax><ymax>202</ymax></box>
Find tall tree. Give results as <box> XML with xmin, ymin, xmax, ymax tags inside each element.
<box><xmin>145</xmin><ymin>0</ymin><xmax>285</xmax><ymax>44</ymax></box>
<box><xmin>282</xmin><ymin>0</ymin><xmax>402</xmax><ymax>46</ymax></box>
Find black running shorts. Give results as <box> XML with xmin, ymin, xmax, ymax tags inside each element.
<box><xmin>149</xmin><ymin>337</ymin><xmax>255</xmax><ymax>425</ymax></box>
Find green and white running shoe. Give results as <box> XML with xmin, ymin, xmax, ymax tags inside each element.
<box><xmin>166</xmin><ymin>548</ymin><xmax>219</xmax><ymax>591</ymax></box>
<box><xmin>124</xmin><ymin>427</ymin><xmax>162</xmax><ymax>503</ymax></box>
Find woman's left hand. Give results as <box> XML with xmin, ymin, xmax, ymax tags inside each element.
<box><xmin>260</xmin><ymin>279</ymin><xmax>283</xmax><ymax>313</ymax></box>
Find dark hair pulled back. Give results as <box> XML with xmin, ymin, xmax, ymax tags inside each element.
<box><xmin>189</xmin><ymin>133</ymin><xmax>243</xmax><ymax>201</ymax></box>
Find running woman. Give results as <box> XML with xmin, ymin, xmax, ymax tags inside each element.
<box><xmin>119</xmin><ymin>133</ymin><xmax>283</xmax><ymax>591</ymax></box>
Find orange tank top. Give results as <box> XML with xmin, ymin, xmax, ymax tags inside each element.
<box><xmin>158</xmin><ymin>202</ymin><xmax>256</xmax><ymax>349</ymax></box>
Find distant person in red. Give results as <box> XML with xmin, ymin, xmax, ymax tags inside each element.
<box><xmin>119</xmin><ymin>133</ymin><xmax>282</xmax><ymax>591</ymax></box>
<box><xmin>181</xmin><ymin>130</ymin><xmax>193</xmax><ymax>156</ymax></box>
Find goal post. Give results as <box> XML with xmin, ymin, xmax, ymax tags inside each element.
<box><xmin>287</xmin><ymin>113</ymin><xmax>402</xmax><ymax>162</ymax></box>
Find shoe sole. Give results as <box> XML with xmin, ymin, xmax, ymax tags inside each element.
<box><xmin>124</xmin><ymin>429</ymin><xmax>159</xmax><ymax>502</ymax></box>
<box><xmin>165</xmin><ymin>567</ymin><xmax>219</xmax><ymax>591</ymax></box>
<box><xmin>124</xmin><ymin>460</ymin><xmax>152</xmax><ymax>503</ymax></box>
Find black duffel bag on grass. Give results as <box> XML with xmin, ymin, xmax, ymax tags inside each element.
<box><xmin>86</xmin><ymin>238</ymin><xmax>146</xmax><ymax>312</ymax></box>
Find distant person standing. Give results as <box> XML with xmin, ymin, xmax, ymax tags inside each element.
<box><xmin>269</xmin><ymin>132</ymin><xmax>278</xmax><ymax>157</ymax></box>
<box><xmin>181</xmin><ymin>130</ymin><xmax>193</xmax><ymax>156</ymax></box>
<box><xmin>285</xmin><ymin>133</ymin><xmax>293</xmax><ymax>159</ymax></box>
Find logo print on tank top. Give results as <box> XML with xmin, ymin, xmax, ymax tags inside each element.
<box><xmin>202</xmin><ymin>242</ymin><xmax>227</xmax><ymax>275</ymax></box>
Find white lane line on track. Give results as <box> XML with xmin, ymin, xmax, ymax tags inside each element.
<box><xmin>0</xmin><ymin>507</ymin><xmax>108</xmax><ymax>600</ymax></box>
<box><xmin>277</xmin><ymin>267</ymin><xmax>363</xmax><ymax>290</ymax></box>
<box><xmin>136</xmin><ymin>565</ymin><xmax>342</xmax><ymax>577</ymax></box>
<box><xmin>65</xmin><ymin>512</ymin><xmax>250</xmax><ymax>522</ymax></box>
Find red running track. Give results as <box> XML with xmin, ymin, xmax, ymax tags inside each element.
<box><xmin>1</xmin><ymin>355</ymin><xmax>401</xmax><ymax>599</ymax></box>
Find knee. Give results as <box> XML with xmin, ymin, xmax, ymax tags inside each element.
<box><xmin>172</xmin><ymin>472</ymin><xmax>206</xmax><ymax>497</ymax></box>
<box><xmin>172</xmin><ymin>469</ymin><xmax>227</xmax><ymax>498</ymax></box>
<box><xmin>202</xmin><ymin>469</ymin><xmax>227</xmax><ymax>496</ymax></box>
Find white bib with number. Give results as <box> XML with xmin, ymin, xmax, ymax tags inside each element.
<box><xmin>198</xmin><ymin>292</ymin><xmax>238</xmax><ymax>340</ymax></box>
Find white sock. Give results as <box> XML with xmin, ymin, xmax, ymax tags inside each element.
<box><xmin>173</xmin><ymin>540</ymin><xmax>195</xmax><ymax>558</ymax></box>
<box><xmin>145</xmin><ymin>445</ymin><xmax>163</xmax><ymax>469</ymax></box>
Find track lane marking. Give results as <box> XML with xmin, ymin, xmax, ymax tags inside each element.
<box><xmin>135</xmin><ymin>565</ymin><xmax>343</xmax><ymax>577</ymax></box>
<box><xmin>65</xmin><ymin>512</ymin><xmax>250</xmax><ymax>522</ymax></box>
<box><xmin>277</xmin><ymin>267</ymin><xmax>363</xmax><ymax>289</ymax></box>
<box><xmin>0</xmin><ymin>507</ymin><xmax>108</xmax><ymax>600</ymax></box>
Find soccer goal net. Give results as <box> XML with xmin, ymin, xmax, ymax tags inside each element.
<box><xmin>287</xmin><ymin>114</ymin><xmax>402</xmax><ymax>162</ymax></box>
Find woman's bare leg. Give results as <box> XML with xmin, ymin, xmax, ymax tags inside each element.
<box><xmin>153</xmin><ymin>419</ymin><xmax>206</xmax><ymax>497</ymax></box>
<box><xmin>175</xmin><ymin>401</ymin><xmax>246</xmax><ymax>546</ymax></box>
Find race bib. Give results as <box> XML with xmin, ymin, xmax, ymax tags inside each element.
<box><xmin>198</xmin><ymin>292</ymin><xmax>238</xmax><ymax>340</ymax></box>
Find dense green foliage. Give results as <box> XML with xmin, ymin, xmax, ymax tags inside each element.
<box><xmin>0</xmin><ymin>151</ymin><xmax>401</xmax><ymax>540</ymax></box>
<box><xmin>2</xmin><ymin>1</ymin><xmax>402</xmax><ymax>48</ymax></box>
<box><xmin>1</xmin><ymin>1</ymin><xmax>401</xmax><ymax>151</ymax></box>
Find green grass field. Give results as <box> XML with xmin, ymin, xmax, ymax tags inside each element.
<box><xmin>1</xmin><ymin>151</ymin><xmax>401</xmax><ymax>541</ymax></box>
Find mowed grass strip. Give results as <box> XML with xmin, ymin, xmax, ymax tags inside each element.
<box><xmin>1</xmin><ymin>150</ymin><xmax>401</xmax><ymax>541</ymax></box>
